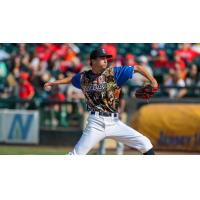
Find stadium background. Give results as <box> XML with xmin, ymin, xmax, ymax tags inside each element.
<box><xmin>0</xmin><ymin>43</ymin><xmax>200</xmax><ymax>154</ymax></box>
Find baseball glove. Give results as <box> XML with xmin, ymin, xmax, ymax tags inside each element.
<box><xmin>135</xmin><ymin>84</ymin><xmax>158</xmax><ymax>99</ymax></box>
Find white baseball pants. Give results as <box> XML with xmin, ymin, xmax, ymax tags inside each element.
<box><xmin>69</xmin><ymin>113</ymin><xmax>153</xmax><ymax>155</ymax></box>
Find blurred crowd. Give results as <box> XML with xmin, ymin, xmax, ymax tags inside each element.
<box><xmin>0</xmin><ymin>43</ymin><xmax>200</xmax><ymax>103</ymax></box>
<box><xmin>0</xmin><ymin>44</ymin><xmax>84</xmax><ymax>102</ymax></box>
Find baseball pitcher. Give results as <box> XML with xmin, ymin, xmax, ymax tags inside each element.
<box><xmin>44</xmin><ymin>48</ymin><xmax>158</xmax><ymax>155</ymax></box>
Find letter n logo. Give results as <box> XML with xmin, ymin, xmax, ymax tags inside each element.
<box><xmin>8</xmin><ymin>114</ymin><xmax>33</xmax><ymax>140</ymax></box>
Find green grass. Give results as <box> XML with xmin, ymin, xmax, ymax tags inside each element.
<box><xmin>0</xmin><ymin>145</ymin><xmax>198</xmax><ymax>155</ymax></box>
<box><xmin>0</xmin><ymin>145</ymin><xmax>140</xmax><ymax>155</ymax></box>
<box><xmin>0</xmin><ymin>145</ymin><xmax>70</xmax><ymax>155</ymax></box>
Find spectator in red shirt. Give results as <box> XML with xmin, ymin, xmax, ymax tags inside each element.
<box><xmin>100</xmin><ymin>44</ymin><xmax>117</xmax><ymax>68</ymax></box>
<box><xmin>123</xmin><ymin>53</ymin><xmax>138</xmax><ymax>66</ymax></box>
<box><xmin>18</xmin><ymin>72</ymin><xmax>35</xmax><ymax>100</ymax></box>
<box><xmin>153</xmin><ymin>50</ymin><xmax>170</xmax><ymax>69</ymax></box>
<box><xmin>44</xmin><ymin>43</ymin><xmax>60</xmax><ymax>53</ymax></box>
<box><xmin>49</xmin><ymin>86</ymin><xmax>65</xmax><ymax>114</ymax></box>
<box><xmin>49</xmin><ymin>86</ymin><xmax>65</xmax><ymax>102</ymax></box>
<box><xmin>101</xmin><ymin>43</ymin><xmax>117</xmax><ymax>60</ymax></box>
<box><xmin>151</xmin><ymin>50</ymin><xmax>170</xmax><ymax>84</ymax></box>
<box><xmin>171</xmin><ymin>53</ymin><xmax>186</xmax><ymax>79</ymax></box>
<box><xmin>175</xmin><ymin>43</ymin><xmax>199</xmax><ymax>64</ymax></box>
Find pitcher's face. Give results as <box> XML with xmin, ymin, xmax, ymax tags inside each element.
<box><xmin>92</xmin><ymin>56</ymin><xmax>108</xmax><ymax>71</ymax></box>
<box><xmin>97</xmin><ymin>56</ymin><xmax>108</xmax><ymax>69</ymax></box>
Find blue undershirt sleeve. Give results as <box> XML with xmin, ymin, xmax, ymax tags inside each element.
<box><xmin>113</xmin><ymin>66</ymin><xmax>134</xmax><ymax>87</ymax></box>
<box><xmin>71</xmin><ymin>73</ymin><xmax>81</xmax><ymax>89</ymax></box>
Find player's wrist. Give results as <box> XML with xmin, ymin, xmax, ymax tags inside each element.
<box><xmin>151</xmin><ymin>79</ymin><xmax>158</xmax><ymax>88</ymax></box>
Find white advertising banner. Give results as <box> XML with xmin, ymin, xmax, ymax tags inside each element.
<box><xmin>0</xmin><ymin>109</ymin><xmax>39</xmax><ymax>144</ymax></box>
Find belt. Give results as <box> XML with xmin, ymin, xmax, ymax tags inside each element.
<box><xmin>90</xmin><ymin>111</ymin><xmax>118</xmax><ymax>117</ymax></box>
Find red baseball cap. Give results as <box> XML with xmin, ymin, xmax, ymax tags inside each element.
<box><xmin>19</xmin><ymin>72</ymin><xmax>29</xmax><ymax>80</ymax></box>
<box><xmin>125</xmin><ymin>53</ymin><xmax>134</xmax><ymax>60</ymax></box>
<box><xmin>158</xmin><ymin>50</ymin><xmax>166</xmax><ymax>56</ymax></box>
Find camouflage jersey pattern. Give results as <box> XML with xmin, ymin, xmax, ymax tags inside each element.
<box><xmin>80</xmin><ymin>67</ymin><xmax>120</xmax><ymax>113</ymax></box>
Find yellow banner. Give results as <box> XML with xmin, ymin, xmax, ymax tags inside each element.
<box><xmin>131</xmin><ymin>104</ymin><xmax>200</xmax><ymax>151</ymax></box>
